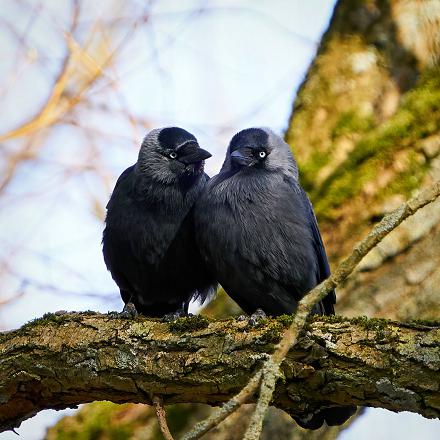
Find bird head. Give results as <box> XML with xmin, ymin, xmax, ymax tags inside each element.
<box><xmin>222</xmin><ymin>127</ymin><xmax>298</xmax><ymax>179</ymax></box>
<box><xmin>137</xmin><ymin>127</ymin><xmax>212</xmax><ymax>184</ymax></box>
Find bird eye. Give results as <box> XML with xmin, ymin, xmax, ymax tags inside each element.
<box><xmin>258</xmin><ymin>151</ymin><xmax>266</xmax><ymax>159</ymax></box>
<box><xmin>169</xmin><ymin>152</ymin><xmax>177</xmax><ymax>159</ymax></box>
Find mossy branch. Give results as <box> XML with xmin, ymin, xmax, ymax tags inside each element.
<box><xmin>0</xmin><ymin>312</ymin><xmax>439</xmax><ymax>433</ymax></box>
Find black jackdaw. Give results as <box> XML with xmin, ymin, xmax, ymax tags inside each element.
<box><xmin>103</xmin><ymin>127</ymin><xmax>216</xmax><ymax>318</ymax></box>
<box><xmin>195</xmin><ymin>127</ymin><xmax>356</xmax><ymax>428</ymax></box>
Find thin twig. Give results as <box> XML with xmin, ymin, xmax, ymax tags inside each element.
<box><xmin>242</xmin><ymin>180</ymin><xmax>440</xmax><ymax>439</ymax></box>
<box><xmin>153</xmin><ymin>395</ymin><xmax>174</xmax><ymax>440</ymax></box>
<box><xmin>182</xmin><ymin>370</ymin><xmax>263</xmax><ymax>440</ymax></box>
<box><xmin>243</xmin><ymin>359</ymin><xmax>282</xmax><ymax>440</ymax></box>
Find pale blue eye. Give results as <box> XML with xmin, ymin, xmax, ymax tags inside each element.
<box><xmin>259</xmin><ymin>151</ymin><xmax>266</xmax><ymax>158</ymax></box>
<box><xmin>169</xmin><ymin>152</ymin><xmax>177</xmax><ymax>159</ymax></box>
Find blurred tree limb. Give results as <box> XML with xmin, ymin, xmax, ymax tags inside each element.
<box><xmin>0</xmin><ymin>312</ymin><xmax>439</xmax><ymax>433</ymax></box>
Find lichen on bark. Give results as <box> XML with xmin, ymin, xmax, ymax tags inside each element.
<box><xmin>0</xmin><ymin>312</ymin><xmax>439</xmax><ymax>433</ymax></box>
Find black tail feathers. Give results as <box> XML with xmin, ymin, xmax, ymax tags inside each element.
<box><xmin>294</xmin><ymin>405</ymin><xmax>357</xmax><ymax>430</ymax></box>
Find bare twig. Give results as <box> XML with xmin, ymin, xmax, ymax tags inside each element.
<box><xmin>242</xmin><ymin>359</ymin><xmax>282</xmax><ymax>440</ymax></box>
<box><xmin>0</xmin><ymin>291</ymin><xmax>24</xmax><ymax>309</ymax></box>
<box><xmin>182</xmin><ymin>371</ymin><xmax>263</xmax><ymax>440</ymax></box>
<box><xmin>182</xmin><ymin>181</ymin><xmax>440</xmax><ymax>440</ymax></box>
<box><xmin>152</xmin><ymin>396</ymin><xmax>174</xmax><ymax>440</ymax></box>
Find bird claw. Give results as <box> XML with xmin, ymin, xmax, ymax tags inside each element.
<box><xmin>108</xmin><ymin>302</ymin><xmax>138</xmax><ymax>319</ymax></box>
<box><xmin>162</xmin><ymin>310</ymin><xmax>192</xmax><ymax>322</ymax></box>
<box><xmin>236</xmin><ymin>309</ymin><xmax>267</xmax><ymax>326</ymax></box>
<box><xmin>248</xmin><ymin>308</ymin><xmax>267</xmax><ymax>326</ymax></box>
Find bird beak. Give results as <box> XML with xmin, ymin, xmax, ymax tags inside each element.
<box><xmin>230</xmin><ymin>148</ymin><xmax>254</xmax><ymax>166</ymax></box>
<box><xmin>178</xmin><ymin>142</ymin><xmax>212</xmax><ymax>165</ymax></box>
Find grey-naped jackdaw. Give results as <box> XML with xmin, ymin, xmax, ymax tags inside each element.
<box><xmin>194</xmin><ymin>127</ymin><xmax>356</xmax><ymax>428</ymax></box>
<box><xmin>103</xmin><ymin>127</ymin><xmax>216</xmax><ymax>318</ymax></box>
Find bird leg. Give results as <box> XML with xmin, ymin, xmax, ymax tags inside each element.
<box><xmin>121</xmin><ymin>301</ymin><xmax>139</xmax><ymax>318</ymax></box>
<box><xmin>237</xmin><ymin>308</ymin><xmax>267</xmax><ymax>326</ymax></box>
<box><xmin>108</xmin><ymin>301</ymin><xmax>139</xmax><ymax>319</ymax></box>
<box><xmin>162</xmin><ymin>308</ymin><xmax>191</xmax><ymax>322</ymax></box>
<box><xmin>248</xmin><ymin>308</ymin><xmax>267</xmax><ymax>326</ymax></box>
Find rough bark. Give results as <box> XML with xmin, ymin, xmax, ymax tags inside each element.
<box><xmin>1</xmin><ymin>312</ymin><xmax>439</xmax><ymax>433</ymax></box>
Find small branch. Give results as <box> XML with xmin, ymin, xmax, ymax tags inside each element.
<box><xmin>182</xmin><ymin>371</ymin><xmax>263</xmax><ymax>440</ymax></box>
<box><xmin>153</xmin><ymin>396</ymin><xmax>174</xmax><ymax>440</ymax></box>
<box><xmin>243</xmin><ymin>359</ymin><xmax>282</xmax><ymax>440</ymax></box>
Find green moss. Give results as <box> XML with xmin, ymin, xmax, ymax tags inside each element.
<box><xmin>300</xmin><ymin>150</ymin><xmax>331</xmax><ymax>192</ymax></box>
<box><xmin>332</xmin><ymin>110</ymin><xmax>374</xmax><ymax>139</ymax></box>
<box><xmin>382</xmin><ymin>152</ymin><xmax>430</xmax><ymax>199</ymax></box>
<box><xmin>375</xmin><ymin>329</ymin><xmax>386</xmax><ymax>341</ymax></box>
<box><xmin>316</xmin><ymin>314</ymin><xmax>348</xmax><ymax>324</ymax></box>
<box><xmin>46</xmin><ymin>402</ymin><xmax>143</xmax><ymax>440</ymax></box>
<box><xmin>277</xmin><ymin>314</ymin><xmax>295</xmax><ymax>326</ymax></box>
<box><xmin>310</xmin><ymin>68</ymin><xmax>440</xmax><ymax>219</ymax></box>
<box><xmin>277</xmin><ymin>314</ymin><xmax>349</xmax><ymax>330</ymax></box>
<box><xmin>22</xmin><ymin>312</ymin><xmax>82</xmax><ymax>331</ymax></box>
<box><xmin>257</xmin><ymin>321</ymin><xmax>284</xmax><ymax>344</ymax></box>
<box><xmin>168</xmin><ymin>315</ymin><xmax>210</xmax><ymax>333</ymax></box>
<box><xmin>351</xmin><ymin>316</ymin><xmax>389</xmax><ymax>331</ymax></box>
<box><xmin>300</xmin><ymin>69</ymin><xmax>440</xmax><ymax>219</ymax></box>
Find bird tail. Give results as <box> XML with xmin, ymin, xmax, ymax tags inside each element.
<box><xmin>293</xmin><ymin>405</ymin><xmax>357</xmax><ymax>430</ymax></box>
<box><xmin>188</xmin><ymin>284</ymin><xmax>218</xmax><ymax>310</ymax></box>
<box><xmin>311</xmin><ymin>288</ymin><xmax>336</xmax><ymax>315</ymax></box>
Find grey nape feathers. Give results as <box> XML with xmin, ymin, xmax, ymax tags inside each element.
<box><xmin>103</xmin><ymin>127</ymin><xmax>217</xmax><ymax>319</ymax></box>
<box><xmin>194</xmin><ymin>127</ymin><xmax>356</xmax><ymax>429</ymax></box>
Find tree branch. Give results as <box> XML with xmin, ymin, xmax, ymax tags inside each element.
<box><xmin>153</xmin><ymin>395</ymin><xmax>174</xmax><ymax>440</ymax></box>
<box><xmin>0</xmin><ymin>312</ymin><xmax>438</xmax><ymax>433</ymax></box>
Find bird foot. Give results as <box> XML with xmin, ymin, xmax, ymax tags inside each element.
<box><xmin>237</xmin><ymin>309</ymin><xmax>267</xmax><ymax>326</ymax></box>
<box><xmin>248</xmin><ymin>308</ymin><xmax>267</xmax><ymax>326</ymax></box>
<box><xmin>108</xmin><ymin>302</ymin><xmax>138</xmax><ymax>319</ymax></box>
<box><xmin>162</xmin><ymin>310</ymin><xmax>192</xmax><ymax>322</ymax></box>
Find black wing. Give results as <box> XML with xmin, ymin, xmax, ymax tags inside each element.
<box><xmin>105</xmin><ymin>165</ymin><xmax>134</xmax><ymax>210</ymax></box>
<box><xmin>297</xmin><ymin>185</ymin><xmax>335</xmax><ymax>315</ymax></box>
<box><xmin>103</xmin><ymin>165</ymin><xmax>139</xmax><ymax>298</ymax></box>
<box><xmin>196</xmin><ymin>173</ymin><xmax>335</xmax><ymax>316</ymax></box>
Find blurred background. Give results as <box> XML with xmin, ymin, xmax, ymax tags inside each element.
<box><xmin>1</xmin><ymin>0</ymin><xmax>439</xmax><ymax>439</ymax></box>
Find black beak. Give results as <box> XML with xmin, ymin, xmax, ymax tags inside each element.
<box><xmin>230</xmin><ymin>148</ymin><xmax>254</xmax><ymax>167</ymax></box>
<box><xmin>177</xmin><ymin>142</ymin><xmax>212</xmax><ymax>165</ymax></box>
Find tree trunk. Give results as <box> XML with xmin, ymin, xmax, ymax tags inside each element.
<box><xmin>1</xmin><ymin>312</ymin><xmax>439</xmax><ymax>432</ymax></box>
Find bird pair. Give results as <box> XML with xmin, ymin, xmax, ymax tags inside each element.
<box><xmin>103</xmin><ymin>126</ymin><xmax>333</xmax><ymax>319</ymax></box>
<box><xmin>102</xmin><ymin>126</ymin><xmax>356</xmax><ymax>428</ymax></box>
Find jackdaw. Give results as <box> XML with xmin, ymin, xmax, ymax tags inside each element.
<box><xmin>103</xmin><ymin>127</ymin><xmax>216</xmax><ymax>318</ymax></box>
<box><xmin>194</xmin><ymin>127</ymin><xmax>356</xmax><ymax>428</ymax></box>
